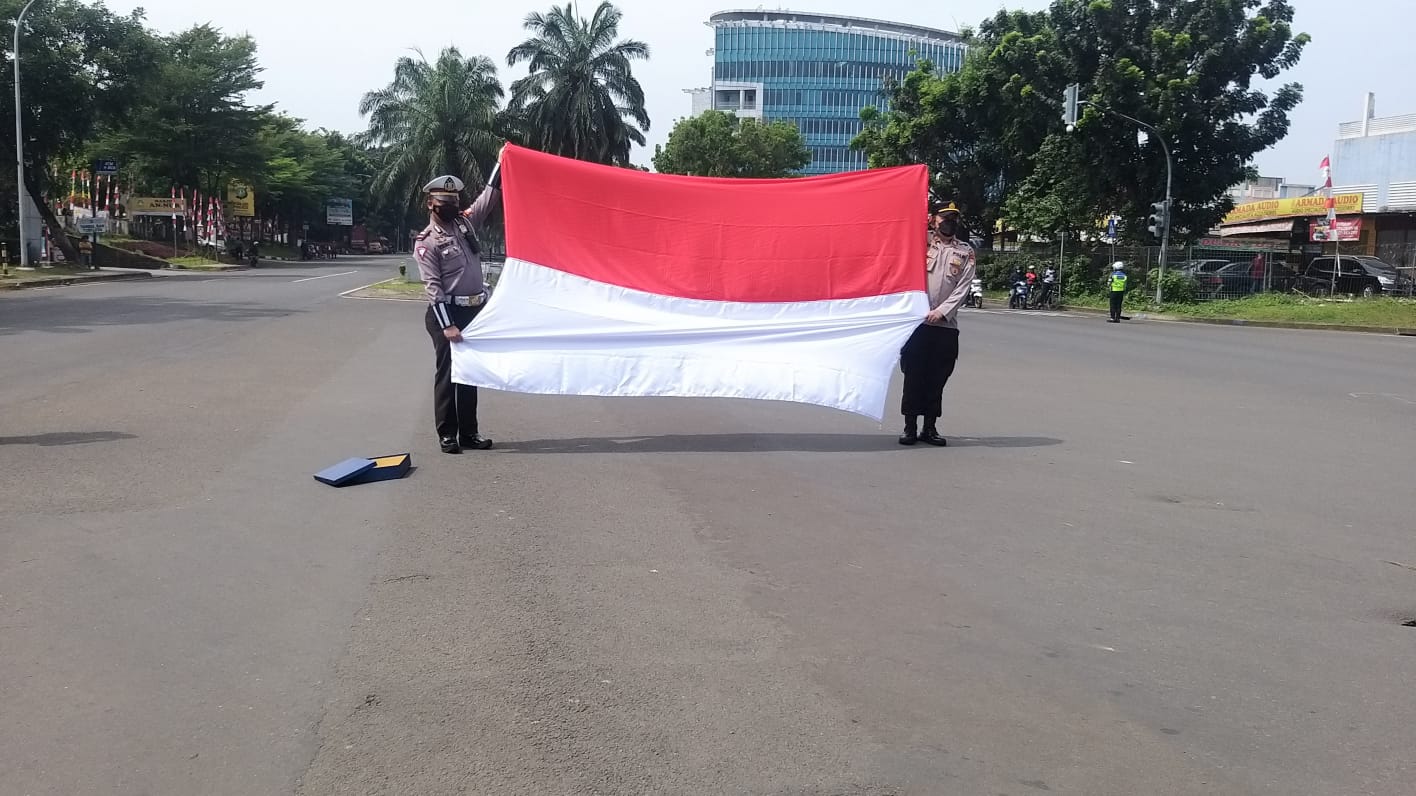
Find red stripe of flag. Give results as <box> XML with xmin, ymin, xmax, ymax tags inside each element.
<box><xmin>500</xmin><ymin>144</ymin><xmax>926</xmax><ymax>303</ymax></box>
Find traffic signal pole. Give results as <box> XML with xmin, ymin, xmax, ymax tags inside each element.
<box><xmin>1063</xmin><ymin>86</ymin><xmax>1173</xmax><ymax>304</ymax></box>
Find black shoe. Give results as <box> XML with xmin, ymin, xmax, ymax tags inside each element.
<box><xmin>920</xmin><ymin>428</ymin><xmax>948</xmax><ymax>447</ymax></box>
<box><xmin>898</xmin><ymin>427</ymin><xmax>918</xmax><ymax>446</ymax></box>
<box><xmin>1107</xmin><ymin>318</ymin><xmax>1120</xmax><ymax>323</ymax></box>
<box><xmin>459</xmin><ymin>434</ymin><xmax>494</xmax><ymax>451</ymax></box>
<box><xmin>440</xmin><ymin>436</ymin><xmax>461</xmax><ymax>454</ymax></box>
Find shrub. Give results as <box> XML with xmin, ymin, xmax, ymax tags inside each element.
<box><xmin>1147</xmin><ymin>268</ymin><xmax>1199</xmax><ymax>305</ymax></box>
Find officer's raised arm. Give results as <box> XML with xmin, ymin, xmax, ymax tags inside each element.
<box><xmin>463</xmin><ymin>151</ymin><xmax>505</xmax><ymax>229</ymax></box>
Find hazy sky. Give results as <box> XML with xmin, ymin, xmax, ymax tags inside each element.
<box><xmin>101</xmin><ymin>0</ymin><xmax>1411</xmax><ymax>181</ymax></box>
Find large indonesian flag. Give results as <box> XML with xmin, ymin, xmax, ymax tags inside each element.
<box><xmin>452</xmin><ymin>145</ymin><xmax>929</xmax><ymax>420</ymax></box>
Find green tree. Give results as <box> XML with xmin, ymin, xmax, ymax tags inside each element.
<box><xmin>96</xmin><ymin>24</ymin><xmax>270</xmax><ymax>198</ymax></box>
<box><xmin>0</xmin><ymin>0</ymin><xmax>158</xmax><ymax>261</ymax></box>
<box><xmin>854</xmin><ymin>11</ymin><xmax>1062</xmax><ymax>246</ymax></box>
<box><xmin>358</xmin><ymin>47</ymin><xmax>504</xmax><ymax>213</ymax></box>
<box><xmin>652</xmin><ymin>111</ymin><xmax>811</xmax><ymax>177</ymax></box>
<box><xmin>855</xmin><ymin>0</ymin><xmax>1308</xmax><ymax>246</ymax></box>
<box><xmin>1053</xmin><ymin>0</ymin><xmax>1308</xmax><ymax>241</ymax></box>
<box><xmin>507</xmin><ymin>1</ymin><xmax>650</xmax><ymax>166</ymax></box>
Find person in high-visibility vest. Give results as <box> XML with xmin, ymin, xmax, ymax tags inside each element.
<box><xmin>1107</xmin><ymin>261</ymin><xmax>1128</xmax><ymax>323</ymax></box>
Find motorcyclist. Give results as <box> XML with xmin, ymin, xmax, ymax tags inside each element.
<box><xmin>1040</xmin><ymin>265</ymin><xmax>1058</xmax><ymax>306</ymax></box>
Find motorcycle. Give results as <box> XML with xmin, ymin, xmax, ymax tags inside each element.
<box><xmin>1008</xmin><ymin>280</ymin><xmax>1029</xmax><ymax>309</ymax></box>
<box><xmin>964</xmin><ymin>277</ymin><xmax>985</xmax><ymax>308</ymax></box>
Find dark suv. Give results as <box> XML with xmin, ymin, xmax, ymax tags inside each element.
<box><xmin>1297</xmin><ymin>256</ymin><xmax>1400</xmax><ymax>297</ymax></box>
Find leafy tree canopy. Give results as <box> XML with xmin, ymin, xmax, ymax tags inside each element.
<box><xmin>652</xmin><ymin>111</ymin><xmax>811</xmax><ymax>178</ymax></box>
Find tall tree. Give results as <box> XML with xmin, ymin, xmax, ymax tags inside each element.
<box><xmin>653</xmin><ymin>111</ymin><xmax>810</xmax><ymax>178</ymax></box>
<box><xmin>506</xmin><ymin>1</ymin><xmax>650</xmax><ymax>166</ymax></box>
<box><xmin>358</xmin><ymin>47</ymin><xmax>504</xmax><ymax>212</ymax></box>
<box><xmin>855</xmin><ymin>0</ymin><xmax>1308</xmax><ymax>245</ymax></box>
<box><xmin>0</xmin><ymin>0</ymin><xmax>158</xmax><ymax>261</ymax></box>
<box><xmin>1051</xmin><ymin>0</ymin><xmax>1309</xmax><ymax>241</ymax></box>
<box><xmin>853</xmin><ymin>11</ymin><xmax>1067</xmax><ymax>246</ymax></box>
<box><xmin>95</xmin><ymin>24</ymin><xmax>270</xmax><ymax>198</ymax></box>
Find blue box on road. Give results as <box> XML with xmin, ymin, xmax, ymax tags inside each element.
<box><xmin>355</xmin><ymin>453</ymin><xmax>413</xmax><ymax>483</ymax></box>
<box><xmin>314</xmin><ymin>457</ymin><xmax>377</xmax><ymax>487</ymax></box>
<box><xmin>313</xmin><ymin>453</ymin><xmax>413</xmax><ymax>487</ymax></box>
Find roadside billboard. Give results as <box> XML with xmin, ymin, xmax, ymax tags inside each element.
<box><xmin>326</xmin><ymin>198</ymin><xmax>353</xmax><ymax>226</ymax></box>
<box><xmin>128</xmin><ymin>197</ymin><xmax>186</xmax><ymax>217</ymax></box>
<box><xmin>226</xmin><ymin>180</ymin><xmax>256</xmax><ymax>217</ymax></box>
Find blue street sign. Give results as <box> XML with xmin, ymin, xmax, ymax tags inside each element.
<box><xmin>1106</xmin><ymin>216</ymin><xmax>1117</xmax><ymax>238</ymax></box>
<box><xmin>94</xmin><ymin>159</ymin><xmax>119</xmax><ymax>175</ymax></box>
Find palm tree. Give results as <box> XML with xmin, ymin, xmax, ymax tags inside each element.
<box><xmin>506</xmin><ymin>2</ymin><xmax>650</xmax><ymax>166</ymax></box>
<box><xmin>358</xmin><ymin>48</ymin><xmax>504</xmax><ymax>209</ymax></box>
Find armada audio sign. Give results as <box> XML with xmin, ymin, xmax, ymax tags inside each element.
<box><xmin>1222</xmin><ymin>193</ymin><xmax>1363</xmax><ymax>224</ymax></box>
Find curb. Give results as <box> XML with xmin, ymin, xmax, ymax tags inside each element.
<box><xmin>0</xmin><ymin>271</ymin><xmax>152</xmax><ymax>291</ymax></box>
<box><xmin>1060</xmin><ymin>304</ymin><xmax>1416</xmax><ymax>336</ymax></box>
<box><xmin>168</xmin><ymin>264</ymin><xmax>251</xmax><ymax>272</ymax></box>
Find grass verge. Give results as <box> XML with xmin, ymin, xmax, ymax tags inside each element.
<box><xmin>1063</xmin><ymin>293</ymin><xmax>1416</xmax><ymax>327</ymax></box>
<box><xmin>347</xmin><ymin>277</ymin><xmax>426</xmax><ymax>300</ymax></box>
<box><xmin>1</xmin><ymin>265</ymin><xmax>100</xmax><ymax>284</ymax></box>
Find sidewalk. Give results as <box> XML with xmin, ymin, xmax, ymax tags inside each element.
<box><xmin>0</xmin><ymin>266</ymin><xmax>152</xmax><ymax>291</ymax></box>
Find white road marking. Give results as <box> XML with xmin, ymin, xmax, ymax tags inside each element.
<box><xmin>1349</xmin><ymin>392</ymin><xmax>1416</xmax><ymax>405</ymax></box>
<box><xmin>292</xmin><ymin>270</ymin><xmax>357</xmax><ymax>283</ymax></box>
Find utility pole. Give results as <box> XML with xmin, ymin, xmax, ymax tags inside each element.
<box><xmin>14</xmin><ymin>0</ymin><xmax>40</xmax><ymax>268</ymax></box>
<box><xmin>1063</xmin><ymin>85</ymin><xmax>1175</xmax><ymax>304</ymax></box>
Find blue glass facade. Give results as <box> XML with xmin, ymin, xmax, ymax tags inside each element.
<box><xmin>710</xmin><ymin>13</ymin><xmax>965</xmax><ymax>175</ymax></box>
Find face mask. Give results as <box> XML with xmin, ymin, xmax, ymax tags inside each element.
<box><xmin>937</xmin><ymin>218</ymin><xmax>958</xmax><ymax>238</ymax></box>
<box><xmin>434</xmin><ymin>204</ymin><xmax>459</xmax><ymax>222</ymax></box>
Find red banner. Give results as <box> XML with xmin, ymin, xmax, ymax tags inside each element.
<box><xmin>1311</xmin><ymin>217</ymin><xmax>1361</xmax><ymax>242</ymax></box>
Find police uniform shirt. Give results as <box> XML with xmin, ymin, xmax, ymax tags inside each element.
<box><xmin>925</xmin><ymin>237</ymin><xmax>977</xmax><ymax>329</ymax></box>
<box><xmin>414</xmin><ymin>184</ymin><xmax>500</xmax><ymax>327</ymax></box>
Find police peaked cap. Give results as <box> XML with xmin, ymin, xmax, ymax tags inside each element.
<box><xmin>933</xmin><ymin>202</ymin><xmax>961</xmax><ymax>216</ymax></box>
<box><xmin>424</xmin><ymin>175</ymin><xmax>464</xmax><ymax>197</ymax></box>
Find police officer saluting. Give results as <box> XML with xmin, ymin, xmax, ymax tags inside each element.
<box><xmin>415</xmin><ymin>152</ymin><xmax>504</xmax><ymax>454</ymax></box>
<box><xmin>899</xmin><ymin>203</ymin><xmax>976</xmax><ymax>447</ymax></box>
<box><xmin>1107</xmin><ymin>261</ymin><xmax>1128</xmax><ymax>323</ymax></box>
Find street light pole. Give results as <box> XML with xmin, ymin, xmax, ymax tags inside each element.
<box><xmin>14</xmin><ymin>0</ymin><xmax>40</xmax><ymax>268</ymax></box>
<box><xmin>1077</xmin><ymin>100</ymin><xmax>1174</xmax><ymax>304</ymax></box>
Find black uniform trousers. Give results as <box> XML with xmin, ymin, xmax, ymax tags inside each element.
<box><xmin>1109</xmin><ymin>290</ymin><xmax>1125</xmax><ymax>321</ymax></box>
<box><xmin>425</xmin><ymin>303</ymin><xmax>484</xmax><ymax>440</ymax></box>
<box><xmin>900</xmin><ymin>323</ymin><xmax>960</xmax><ymax>420</ymax></box>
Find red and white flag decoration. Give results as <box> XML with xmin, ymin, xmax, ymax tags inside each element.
<box><xmin>453</xmin><ymin>145</ymin><xmax>929</xmax><ymax>420</ymax></box>
<box><xmin>1320</xmin><ymin>155</ymin><xmax>1336</xmax><ymax>223</ymax></box>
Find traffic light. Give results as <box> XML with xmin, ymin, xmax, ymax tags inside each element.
<box><xmin>1146</xmin><ymin>200</ymin><xmax>1169</xmax><ymax>239</ymax></box>
<box><xmin>1061</xmin><ymin>84</ymin><xmax>1079</xmax><ymax>130</ymax></box>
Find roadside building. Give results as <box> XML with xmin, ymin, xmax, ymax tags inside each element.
<box><xmin>1218</xmin><ymin>93</ymin><xmax>1416</xmax><ymax>276</ymax></box>
<box><xmin>684</xmin><ymin>10</ymin><xmax>965</xmax><ymax>175</ymax></box>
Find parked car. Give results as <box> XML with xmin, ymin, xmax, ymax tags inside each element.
<box><xmin>1173</xmin><ymin>259</ymin><xmax>1234</xmax><ymax>296</ymax></box>
<box><xmin>1297</xmin><ymin>255</ymin><xmax>1401</xmax><ymax>297</ymax></box>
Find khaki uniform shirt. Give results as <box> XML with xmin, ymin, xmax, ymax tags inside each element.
<box><xmin>414</xmin><ymin>185</ymin><xmax>500</xmax><ymax>323</ymax></box>
<box><xmin>924</xmin><ymin>236</ymin><xmax>977</xmax><ymax>329</ymax></box>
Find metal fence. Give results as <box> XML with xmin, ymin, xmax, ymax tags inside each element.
<box><xmin>999</xmin><ymin>241</ymin><xmax>1416</xmax><ymax>301</ymax></box>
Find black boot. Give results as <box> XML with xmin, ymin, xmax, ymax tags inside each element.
<box><xmin>440</xmin><ymin>436</ymin><xmax>461</xmax><ymax>454</ymax></box>
<box><xmin>898</xmin><ymin>416</ymin><xmax>919</xmax><ymax>446</ymax></box>
<box><xmin>459</xmin><ymin>434</ymin><xmax>494</xmax><ymax>451</ymax></box>
<box><xmin>920</xmin><ymin>421</ymin><xmax>948</xmax><ymax>447</ymax></box>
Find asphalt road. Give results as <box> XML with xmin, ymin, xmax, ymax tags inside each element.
<box><xmin>2</xmin><ymin>262</ymin><xmax>1414</xmax><ymax>795</ymax></box>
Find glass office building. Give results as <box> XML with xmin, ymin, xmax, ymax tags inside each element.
<box><xmin>697</xmin><ymin>10</ymin><xmax>965</xmax><ymax>175</ymax></box>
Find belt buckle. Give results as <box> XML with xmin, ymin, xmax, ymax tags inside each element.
<box><xmin>453</xmin><ymin>295</ymin><xmax>475</xmax><ymax>307</ymax></box>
